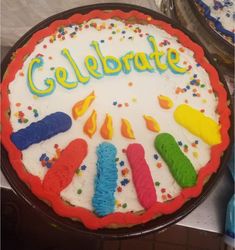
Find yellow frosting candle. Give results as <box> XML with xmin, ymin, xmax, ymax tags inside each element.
<box><xmin>174</xmin><ymin>104</ymin><xmax>221</xmax><ymax>145</ymax></box>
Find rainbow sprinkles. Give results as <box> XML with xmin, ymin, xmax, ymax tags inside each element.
<box><xmin>27</xmin><ymin>36</ymin><xmax>187</xmax><ymax>96</ymax></box>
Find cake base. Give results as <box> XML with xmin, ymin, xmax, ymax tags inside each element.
<box><xmin>1</xmin><ymin>3</ymin><xmax>233</xmax><ymax>237</ymax></box>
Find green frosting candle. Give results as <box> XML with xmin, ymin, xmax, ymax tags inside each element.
<box><xmin>154</xmin><ymin>133</ymin><xmax>197</xmax><ymax>188</ymax></box>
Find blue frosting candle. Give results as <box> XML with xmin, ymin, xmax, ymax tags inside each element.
<box><xmin>92</xmin><ymin>142</ymin><xmax>118</xmax><ymax>216</ymax></box>
<box><xmin>11</xmin><ymin>112</ymin><xmax>72</xmax><ymax>150</ymax></box>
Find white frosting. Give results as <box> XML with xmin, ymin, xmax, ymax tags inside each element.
<box><xmin>8</xmin><ymin>18</ymin><xmax>219</xmax><ymax>213</ymax></box>
<box><xmin>201</xmin><ymin>0</ymin><xmax>234</xmax><ymax>33</ymax></box>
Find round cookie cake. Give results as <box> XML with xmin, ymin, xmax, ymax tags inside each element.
<box><xmin>1</xmin><ymin>8</ymin><xmax>231</xmax><ymax>230</ymax></box>
<box><xmin>193</xmin><ymin>0</ymin><xmax>235</xmax><ymax>45</ymax></box>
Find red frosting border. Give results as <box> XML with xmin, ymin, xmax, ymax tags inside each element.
<box><xmin>1</xmin><ymin>10</ymin><xmax>231</xmax><ymax>230</ymax></box>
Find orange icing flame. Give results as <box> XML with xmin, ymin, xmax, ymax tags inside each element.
<box><xmin>100</xmin><ymin>114</ymin><xmax>113</xmax><ymax>139</ymax></box>
<box><xmin>83</xmin><ymin>110</ymin><xmax>97</xmax><ymax>138</ymax></box>
<box><xmin>143</xmin><ymin>115</ymin><xmax>160</xmax><ymax>132</ymax></box>
<box><xmin>158</xmin><ymin>95</ymin><xmax>173</xmax><ymax>109</ymax></box>
<box><xmin>72</xmin><ymin>91</ymin><xmax>95</xmax><ymax>119</ymax></box>
<box><xmin>121</xmin><ymin>118</ymin><xmax>135</xmax><ymax>139</ymax></box>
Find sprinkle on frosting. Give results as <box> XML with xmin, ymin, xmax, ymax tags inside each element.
<box><xmin>112</xmin><ymin>100</ymin><xmax>130</xmax><ymax>108</ymax></box>
<box><xmin>15</xmin><ymin>111</ymin><xmax>28</xmax><ymax>124</ymax></box>
<box><xmin>77</xmin><ymin>189</ymin><xmax>82</xmax><ymax>195</ymax></box>
<box><xmin>155</xmin><ymin>181</ymin><xmax>160</xmax><ymax>186</ymax></box>
<box><xmin>92</xmin><ymin>142</ymin><xmax>118</xmax><ymax>216</ymax></box>
<box><xmin>119</xmin><ymin>160</ymin><xmax>125</xmax><ymax>167</ymax></box>
<box><xmin>122</xmin><ymin>203</ymin><xmax>127</xmax><ymax>208</ymax></box>
<box><xmin>153</xmin><ymin>154</ymin><xmax>159</xmax><ymax>160</ymax></box>
<box><xmin>39</xmin><ymin>153</ymin><xmax>52</xmax><ymax>168</ymax></box>
<box><xmin>32</xmin><ymin>108</ymin><xmax>39</xmax><ymax>118</ymax></box>
<box><xmin>121</xmin><ymin>168</ymin><xmax>129</xmax><ymax>177</ymax></box>
<box><xmin>120</xmin><ymin>178</ymin><xmax>130</xmax><ymax>186</ymax></box>
<box><xmin>39</xmin><ymin>144</ymin><xmax>61</xmax><ymax>168</ymax></box>
<box><xmin>175</xmin><ymin>75</ymin><xmax>208</xmax><ymax>100</ymax></box>
<box><xmin>14</xmin><ymin>104</ymin><xmax>39</xmax><ymax>124</ymax></box>
<box><xmin>81</xmin><ymin>165</ymin><xmax>87</xmax><ymax>170</ymax></box>
<box><xmin>156</xmin><ymin>162</ymin><xmax>162</xmax><ymax>168</ymax></box>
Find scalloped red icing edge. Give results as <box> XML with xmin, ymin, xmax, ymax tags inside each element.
<box><xmin>1</xmin><ymin>9</ymin><xmax>231</xmax><ymax>230</ymax></box>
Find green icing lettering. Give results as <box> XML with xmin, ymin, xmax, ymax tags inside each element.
<box><xmin>121</xmin><ymin>52</ymin><xmax>134</xmax><ymax>74</ymax></box>
<box><xmin>148</xmin><ymin>36</ymin><xmax>168</xmax><ymax>72</ymax></box>
<box><xmin>61</xmin><ymin>48</ymin><xmax>90</xmax><ymax>83</ymax></box>
<box><xmin>27</xmin><ymin>37</ymin><xmax>187</xmax><ymax>96</ymax></box>
<box><xmin>133</xmin><ymin>52</ymin><xmax>154</xmax><ymax>72</ymax></box>
<box><xmin>27</xmin><ymin>57</ymin><xmax>55</xmax><ymax>96</ymax></box>
<box><xmin>167</xmin><ymin>48</ymin><xmax>187</xmax><ymax>74</ymax></box>
<box><xmin>90</xmin><ymin>41</ymin><xmax>122</xmax><ymax>75</ymax></box>
<box><xmin>55</xmin><ymin>67</ymin><xmax>78</xmax><ymax>89</ymax></box>
<box><xmin>154</xmin><ymin>133</ymin><xmax>197</xmax><ymax>188</ymax></box>
<box><xmin>84</xmin><ymin>55</ymin><xmax>103</xmax><ymax>79</ymax></box>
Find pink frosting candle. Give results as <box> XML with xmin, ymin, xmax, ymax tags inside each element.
<box><xmin>126</xmin><ymin>143</ymin><xmax>157</xmax><ymax>209</ymax></box>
